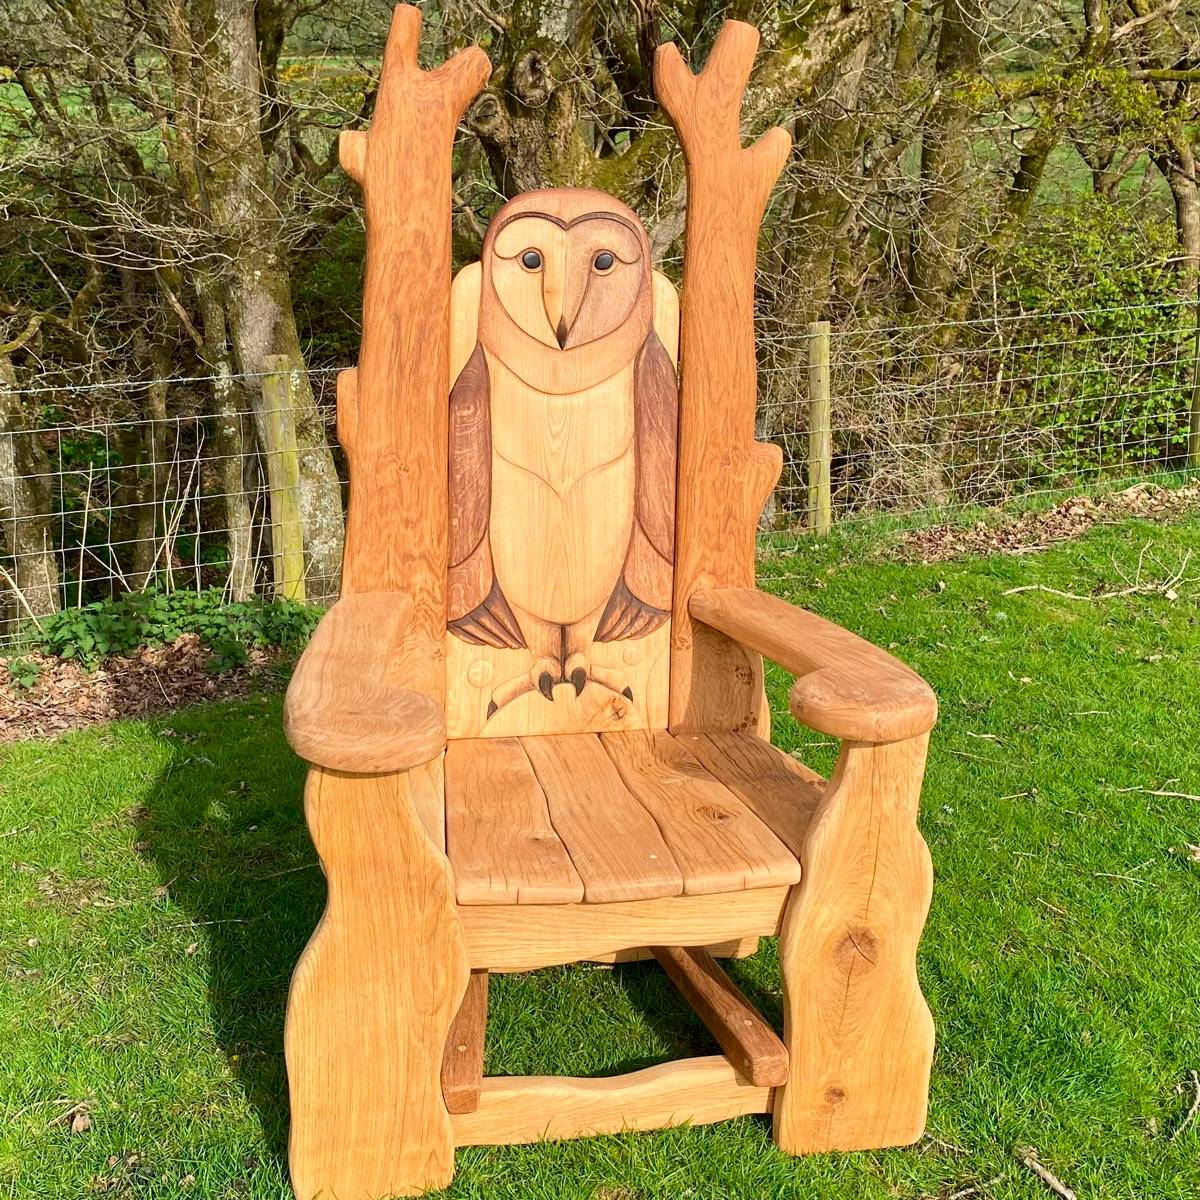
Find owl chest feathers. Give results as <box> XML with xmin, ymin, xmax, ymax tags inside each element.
<box><xmin>486</xmin><ymin>353</ymin><xmax>637</xmax><ymax>624</ymax></box>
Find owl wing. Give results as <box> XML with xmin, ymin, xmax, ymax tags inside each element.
<box><xmin>447</xmin><ymin>343</ymin><xmax>526</xmax><ymax>649</ymax></box>
<box><xmin>595</xmin><ymin>331</ymin><xmax>678</xmax><ymax>643</ymax></box>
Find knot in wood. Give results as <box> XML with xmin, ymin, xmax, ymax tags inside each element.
<box><xmin>512</xmin><ymin>51</ymin><xmax>552</xmax><ymax>107</ymax></box>
<box><xmin>824</xmin><ymin>1085</ymin><xmax>846</xmax><ymax>1106</ymax></box>
<box><xmin>835</xmin><ymin>925</ymin><xmax>880</xmax><ymax>972</ymax></box>
<box><xmin>468</xmin><ymin>92</ymin><xmax>504</xmax><ymax>135</ymax></box>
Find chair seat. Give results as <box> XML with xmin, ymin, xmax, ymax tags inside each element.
<box><xmin>445</xmin><ymin>730</ymin><xmax>824</xmax><ymax>905</ymax></box>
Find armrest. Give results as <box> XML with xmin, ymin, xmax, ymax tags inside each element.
<box><xmin>689</xmin><ymin>587</ymin><xmax>937</xmax><ymax>744</ymax></box>
<box><xmin>284</xmin><ymin>592</ymin><xmax>446</xmax><ymax>773</ymax></box>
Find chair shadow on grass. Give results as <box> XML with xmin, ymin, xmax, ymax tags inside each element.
<box><xmin>135</xmin><ymin>693</ymin><xmax>319</xmax><ymax>1169</ymax></box>
<box><xmin>134</xmin><ymin>692</ymin><xmax>788</xmax><ymax>1169</ymax></box>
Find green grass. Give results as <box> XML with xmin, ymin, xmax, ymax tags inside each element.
<box><xmin>3</xmin><ymin>515</ymin><xmax>1200</xmax><ymax>1199</ymax></box>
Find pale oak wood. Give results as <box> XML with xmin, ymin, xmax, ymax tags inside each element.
<box><xmin>689</xmin><ymin>588</ymin><xmax>938</xmax><ymax>743</ymax></box>
<box><xmin>522</xmin><ymin>733</ymin><xmax>683</xmax><ymax>901</ymax></box>
<box><xmin>452</xmin><ymin>1056</ymin><xmax>771</xmax><ymax>1145</ymax></box>
<box><xmin>654</xmin><ymin>23</ymin><xmax>791</xmax><ymax>735</ymax></box>
<box><xmin>442</xmin><ymin>970</ymin><xmax>488</xmax><ymax>1115</ymax></box>
<box><xmin>284</xmin><ymin>10</ymin><xmax>938</xmax><ymax>1183</ymax></box>
<box><xmin>446</xmin><ymin>738</ymin><xmax>584</xmax><ymax>904</ymax></box>
<box><xmin>446</xmin><ymin>258</ymin><xmax>676</xmax><ymax>734</ymax></box>
<box><xmin>459</xmin><ymin>884</ymin><xmax>791</xmax><ymax>973</ymax></box>
<box><xmin>337</xmin><ymin>5</ymin><xmax>489</xmax><ymax>707</ymax></box>
<box><xmin>774</xmin><ymin>735</ymin><xmax>935</xmax><ymax>1152</ymax></box>
<box><xmin>587</xmin><ymin>936</ymin><xmax>760</xmax><ymax>965</ymax></box>
<box><xmin>284</xmin><ymin>592</ymin><xmax>445</xmax><ymax>774</ymax></box>
<box><xmin>651</xmin><ymin>945</ymin><xmax>789</xmax><ymax>1086</ymax></box>
<box><xmin>410</xmin><ymin>753</ymin><xmax>447</xmax><ymax>852</ymax></box>
<box><xmin>446</xmin><ymin>731</ymin><xmax>810</xmax><ymax>905</ymax></box>
<box><xmin>444</xmin><ymin>237</ymin><xmax>681</xmax><ymax>740</ymax></box>
<box><xmin>600</xmin><ymin>729</ymin><xmax>802</xmax><ymax>894</ymax></box>
<box><xmin>286</xmin><ymin>766</ymin><xmax>468</xmax><ymax>1200</ymax></box>
<box><xmin>678</xmin><ymin>731</ymin><xmax>824</xmax><ymax>856</ymax></box>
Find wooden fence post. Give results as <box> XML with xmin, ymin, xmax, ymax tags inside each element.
<box><xmin>261</xmin><ymin>355</ymin><xmax>306</xmax><ymax>602</ymax></box>
<box><xmin>807</xmin><ymin>321</ymin><xmax>833</xmax><ymax>535</ymax></box>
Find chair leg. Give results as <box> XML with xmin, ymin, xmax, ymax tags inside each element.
<box><xmin>286</xmin><ymin>763</ymin><xmax>468</xmax><ymax>1199</ymax></box>
<box><xmin>774</xmin><ymin>734</ymin><xmax>935</xmax><ymax>1154</ymax></box>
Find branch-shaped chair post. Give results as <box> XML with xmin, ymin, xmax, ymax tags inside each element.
<box><xmin>285</xmin><ymin>9</ymin><xmax>489</xmax><ymax>1198</ymax></box>
<box><xmin>653</xmin><ymin>24</ymin><xmax>792</xmax><ymax>733</ymax></box>
<box><xmin>337</xmin><ymin>4</ymin><xmax>490</xmax><ymax>699</ymax></box>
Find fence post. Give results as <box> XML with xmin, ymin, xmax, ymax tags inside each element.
<box><xmin>261</xmin><ymin>355</ymin><xmax>306</xmax><ymax>602</ymax></box>
<box><xmin>807</xmin><ymin>320</ymin><xmax>833</xmax><ymax>535</ymax></box>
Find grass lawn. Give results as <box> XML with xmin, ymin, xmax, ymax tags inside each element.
<box><xmin>2</xmin><ymin>514</ymin><xmax>1199</xmax><ymax>1199</ymax></box>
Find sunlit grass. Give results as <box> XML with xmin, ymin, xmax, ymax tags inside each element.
<box><xmin>2</xmin><ymin>515</ymin><xmax>1198</xmax><ymax>1198</ymax></box>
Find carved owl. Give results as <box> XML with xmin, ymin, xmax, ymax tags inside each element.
<box><xmin>445</xmin><ymin>188</ymin><xmax>679</xmax><ymax>731</ymax></box>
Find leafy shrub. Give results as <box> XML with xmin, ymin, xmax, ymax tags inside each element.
<box><xmin>3</xmin><ymin>655</ymin><xmax>42</xmax><ymax>690</ymax></box>
<box><xmin>27</xmin><ymin>589</ymin><xmax>321</xmax><ymax>670</ymax></box>
<box><xmin>994</xmin><ymin>196</ymin><xmax>1193</xmax><ymax>479</ymax></box>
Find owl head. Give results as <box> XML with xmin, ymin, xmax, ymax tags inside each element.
<box><xmin>477</xmin><ymin>189</ymin><xmax>654</xmax><ymax>394</ymax></box>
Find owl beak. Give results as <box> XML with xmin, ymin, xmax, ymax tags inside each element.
<box><xmin>541</xmin><ymin>257</ymin><xmax>569</xmax><ymax>348</ymax></box>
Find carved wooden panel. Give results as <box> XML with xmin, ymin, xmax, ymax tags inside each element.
<box><xmin>445</xmin><ymin>189</ymin><xmax>680</xmax><ymax>739</ymax></box>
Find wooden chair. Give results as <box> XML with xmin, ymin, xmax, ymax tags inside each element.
<box><xmin>282</xmin><ymin>9</ymin><xmax>937</xmax><ymax>1197</ymax></box>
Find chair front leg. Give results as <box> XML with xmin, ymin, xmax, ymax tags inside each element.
<box><xmin>774</xmin><ymin>733</ymin><xmax>935</xmax><ymax>1153</ymax></box>
<box><xmin>286</xmin><ymin>762</ymin><xmax>467</xmax><ymax>1200</ymax></box>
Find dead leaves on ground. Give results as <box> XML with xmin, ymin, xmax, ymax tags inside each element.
<box><xmin>894</xmin><ymin>482</ymin><xmax>1200</xmax><ymax>564</ymax></box>
<box><xmin>0</xmin><ymin>634</ymin><xmax>282</xmax><ymax>743</ymax></box>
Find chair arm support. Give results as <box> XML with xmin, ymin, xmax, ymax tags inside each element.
<box><xmin>688</xmin><ymin>587</ymin><xmax>937</xmax><ymax>744</ymax></box>
<box><xmin>284</xmin><ymin>592</ymin><xmax>446</xmax><ymax>773</ymax></box>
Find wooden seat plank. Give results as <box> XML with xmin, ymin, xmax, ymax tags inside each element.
<box><xmin>521</xmin><ymin>734</ymin><xmax>684</xmax><ymax>902</ymax></box>
<box><xmin>599</xmin><ymin>730</ymin><xmax>801</xmax><ymax>895</ymax></box>
<box><xmin>677</xmin><ymin>732</ymin><xmax>824</xmax><ymax>856</ymax></box>
<box><xmin>446</xmin><ymin>739</ymin><xmax>584</xmax><ymax>905</ymax></box>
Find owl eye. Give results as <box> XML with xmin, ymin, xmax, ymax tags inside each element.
<box><xmin>520</xmin><ymin>249</ymin><xmax>542</xmax><ymax>270</ymax></box>
<box><xmin>593</xmin><ymin>251</ymin><xmax>615</xmax><ymax>273</ymax></box>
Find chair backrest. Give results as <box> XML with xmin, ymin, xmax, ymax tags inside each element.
<box><xmin>443</xmin><ymin>188</ymin><xmax>680</xmax><ymax>740</ymax></box>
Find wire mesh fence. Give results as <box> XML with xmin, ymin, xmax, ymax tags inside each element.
<box><xmin>3</xmin><ymin>301</ymin><xmax>1199</xmax><ymax>648</ymax></box>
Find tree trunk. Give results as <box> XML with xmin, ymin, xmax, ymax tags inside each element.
<box><xmin>0</xmin><ymin>356</ymin><xmax>60</xmax><ymax>631</ymax></box>
<box><xmin>905</xmin><ymin>0</ymin><xmax>983</xmax><ymax>315</ymax></box>
<box><xmin>1157</xmin><ymin>125</ymin><xmax>1200</xmax><ymax>466</ymax></box>
<box><xmin>196</xmin><ymin>283</ymin><xmax>257</xmax><ymax>600</ymax></box>
<box><xmin>199</xmin><ymin>0</ymin><xmax>344</xmax><ymax>601</ymax></box>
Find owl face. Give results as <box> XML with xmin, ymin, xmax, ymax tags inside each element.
<box><xmin>484</xmin><ymin>193</ymin><xmax>650</xmax><ymax>352</ymax></box>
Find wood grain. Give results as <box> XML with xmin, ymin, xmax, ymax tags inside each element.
<box><xmin>444</xmin><ymin>229</ymin><xmax>680</xmax><ymax>739</ymax></box>
<box><xmin>459</xmin><ymin>884</ymin><xmax>791</xmax><ymax>972</ymax></box>
<box><xmin>446</xmin><ymin>738</ymin><xmax>583</xmax><ymax>904</ymax></box>
<box><xmin>651</xmin><ymin>945</ymin><xmax>789</xmax><ymax>1087</ymax></box>
<box><xmin>678</xmin><ymin>731</ymin><xmax>824</xmax><ymax>856</ymax></box>
<box><xmin>600</xmin><ymin>729</ymin><xmax>802</xmax><ymax>894</ymax></box>
<box><xmin>286</xmin><ymin>766</ymin><xmax>468</xmax><ymax>1199</ymax></box>
<box><xmin>521</xmin><ymin>734</ymin><xmax>683</xmax><ymax>902</ymax></box>
<box><xmin>773</xmin><ymin>735</ymin><xmax>935</xmax><ymax>1153</ymax></box>
<box><xmin>442</xmin><ymin>969</ymin><xmax>488</xmax><ymax>1115</ymax></box>
<box><xmin>689</xmin><ymin>588</ymin><xmax>938</xmax><ymax>743</ymax></box>
<box><xmin>338</xmin><ymin>4</ymin><xmax>490</xmax><ymax>706</ymax></box>
<box><xmin>284</xmin><ymin>592</ymin><xmax>445</xmax><ymax>774</ymax></box>
<box><xmin>452</xmin><ymin>1056</ymin><xmax>771</xmax><ymax>1145</ymax></box>
<box><xmin>654</xmin><ymin>22</ymin><xmax>791</xmax><ymax>734</ymax></box>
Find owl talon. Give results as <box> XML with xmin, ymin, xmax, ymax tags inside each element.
<box><xmin>570</xmin><ymin>667</ymin><xmax>587</xmax><ymax>696</ymax></box>
<box><xmin>538</xmin><ymin>671</ymin><xmax>556</xmax><ymax>701</ymax></box>
<box><xmin>486</xmin><ymin>700</ymin><xmax>498</xmax><ymax>720</ymax></box>
<box><xmin>621</xmin><ymin>686</ymin><xmax>634</xmax><ymax>701</ymax></box>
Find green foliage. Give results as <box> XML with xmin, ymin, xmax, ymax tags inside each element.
<box><xmin>2</xmin><ymin>655</ymin><xmax>42</xmax><ymax>690</ymax></box>
<box><xmin>26</xmin><ymin>589</ymin><xmax>320</xmax><ymax>670</ymax></box>
<box><xmin>965</xmin><ymin>196</ymin><xmax>1194</xmax><ymax>486</ymax></box>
